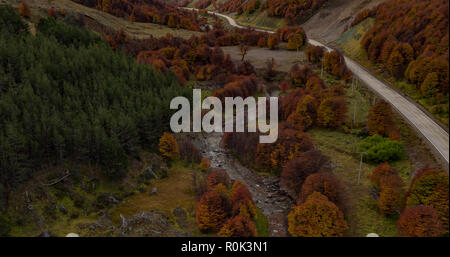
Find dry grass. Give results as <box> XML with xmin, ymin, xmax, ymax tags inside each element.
<box><xmin>8</xmin><ymin>0</ymin><xmax>202</xmax><ymax>39</ymax></box>
<box><xmin>110</xmin><ymin>162</ymin><xmax>199</xmax><ymax>224</ymax></box>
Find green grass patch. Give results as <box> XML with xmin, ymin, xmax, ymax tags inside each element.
<box><xmin>254</xmin><ymin>207</ymin><xmax>269</xmax><ymax>237</ymax></box>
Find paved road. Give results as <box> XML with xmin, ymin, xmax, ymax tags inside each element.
<box><xmin>184</xmin><ymin>8</ymin><xmax>449</xmax><ymax>167</ymax></box>
<box><xmin>308</xmin><ymin>39</ymin><xmax>449</xmax><ymax>167</ymax></box>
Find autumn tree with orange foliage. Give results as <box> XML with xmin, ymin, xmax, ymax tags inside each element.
<box><xmin>48</xmin><ymin>8</ymin><xmax>57</xmax><ymax>18</ymax></box>
<box><xmin>295</xmin><ymin>94</ymin><xmax>318</xmax><ymax>130</ymax></box>
<box><xmin>289</xmin><ymin>64</ymin><xmax>314</xmax><ymax>88</ymax></box>
<box><xmin>230</xmin><ymin>180</ymin><xmax>257</xmax><ymax>219</ymax></box>
<box><xmin>323</xmin><ymin>50</ymin><xmax>351</xmax><ymax>81</ymax></box>
<box><xmin>317</xmin><ymin>96</ymin><xmax>347</xmax><ymax>128</ymax></box>
<box><xmin>281</xmin><ymin>87</ymin><xmax>305</xmax><ymax>119</ymax></box>
<box><xmin>378</xmin><ymin>174</ymin><xmax>404</xmax><ymax>215</ymax></box>
<box><xmin>158</xmin><ymin>132</ymin><xmax>179</xmax><ymax>161</ymax></box>
<box><xmin>196</xmin><ymin>190</ymin><xmax>230</xmax><ymax>232</ymax></box>
<box><xmin>358</xmin><ymin>0</ymin><xmax>449</xmax><ymax>96</ymax></box>
<box><xmin>299</xmin><ymin>172</ymin><xmax>343</xmax><ymax>209</ymax></box>
<box><xmin>404</xmin><ymin>168</ymin><xmax>449</xmax><ymax>234</ymax></box>
<box><xmin>397</xmin><ymin>206</ymin><xmax>444</xmax><ymax>237</ymax></box>
<box><xmin>369</xmin><ymin>162</ymin><xmax>398</xmax><ymax>188</ymax></box>
<box><xmin>196</xmin><ymin>171</ymin><xmax>258</xmax><ymax>235</ymax></box>
<box><xmin>280</xmin><ymin>149</ymin><xmax>328</xmax><ymax>197</ymax></box>
<box><xmin>218</xmin><ymin>214</ymin><xmax>257</xmax><ymax>237</ymax></box>
<box><xmin>288</xmin><ymin>192</ymin><xmax>348</xmax><ymax>237</ymax></box>
<box><xmin>255</xmin><ymin>123</ymin><xmax>315</xmax><ymax>173</ymax></box>
<box><xmin>18</xmin><ymin>2</ymin><xmax>31</xmax><ymax>19</ymax></box>
<box><xmin>212</xmin><ymin>75</ymin><xmax>258</xmax><ymax>101</ymax></box>
<box><xmin>366</xmin><ymin>100</ymin><xmax>398</xmax><ymax>138</ymax></box>
<box><xmin>200</xmin><ymin>158</ymin><xmax>211</xmax><ymax>172</ymax></box>
<box><xmin>368</xmin><ymin>163</ymin><xmax>404</xmax><ymax>215</ymax></box>
<box><xmin>205</xmin><ymin>169</ymin><xmax>232</xmax><ymax>191</ymax></box>
<box><xmin>305</xmin><ymin>45</ymin><xmax>325</xmax><ymax>64</ymax></box>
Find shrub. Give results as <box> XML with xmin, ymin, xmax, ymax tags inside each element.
<box><xmin>397</xmin><ymin>206</ymin><xmax>444</xmax><ymax>237</ymax></box>
<box><xmin>288</xmin><ymin>192</ymin><xmax>348</xmax><ymax>237</ymax></box>
<box><xmin>357</xmin><ymin>134</ymin><xmax>404</xmax><ymax>163</ymax></box>
<box><xmin>218</xmin><ymin>215</ymin><xmax>257</xmax><ymax>237</ymax></box>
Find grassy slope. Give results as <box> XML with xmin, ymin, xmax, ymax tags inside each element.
<box><xmin>109</xmin><ymin>162</ymin><xmax>203</xmax><ymax>236</ymax></box>
<box><xmin>8</xmin><ymin>160</ymin><xmax>204</xmax><ymax>237</ymax></box>
<box><xmin>5</xmin><ymin>0</ymin><xmax>202</xmax><ymax>39</ymax></box>
<box><xmin>235</xmin><ymin>10</ymin><xmax>287</xmax><ymax>30</ymax></box>
<box><xmin>336</xmin><ymin>18</ymin><xmax>449</xmax><ymax>127</ymax></box>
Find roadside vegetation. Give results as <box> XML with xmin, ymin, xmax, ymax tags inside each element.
<box><xmin>338</xmin><ymin>0</ymin><xmax>449</xmax><ymax>127</ymax></box>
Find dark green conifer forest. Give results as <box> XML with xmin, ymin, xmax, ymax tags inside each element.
<box><xmin>0</xmin><ymin>6</ymin><xmax>190</xmax><ymax>207</ymax></box>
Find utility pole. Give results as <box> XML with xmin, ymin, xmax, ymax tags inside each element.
<box><xmin>357</xmin><ymin>152</ymin><xmax>367</xmax><ymax>185</ymax></box>
<box><xmin>351</xmin><ymin>77</ymin><xmax>354</xmax><ymax>96</ymax></box>
<box><xmin>321</xmin><ymin>59</ymin><xmax>324</xmax><ymax>77</ymax></box>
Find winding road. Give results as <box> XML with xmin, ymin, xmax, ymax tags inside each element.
<box><xmin>185</xmin><ymin>8</ymin><xmax>449</xmax><ymax>168</ymax></box>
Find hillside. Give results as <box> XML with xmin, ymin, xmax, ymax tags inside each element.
<box><xmin>0</xmin><ymin>0</ymin><xmax>447</xmax><ymax>240</ymax></box>
<box><xmin>336</xmin><ymin>0</ymin><xmax>449</xmax><ymax>127</ymax></box>
<box><xmin>301</xmin><ymin>0</ymin><xmax>386</xmax><ymax>43</ymax></box>
<box><xmin>186</xmin><ymin>0</ymin><xmax>386</xmax><ymax>42</ymax></box>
